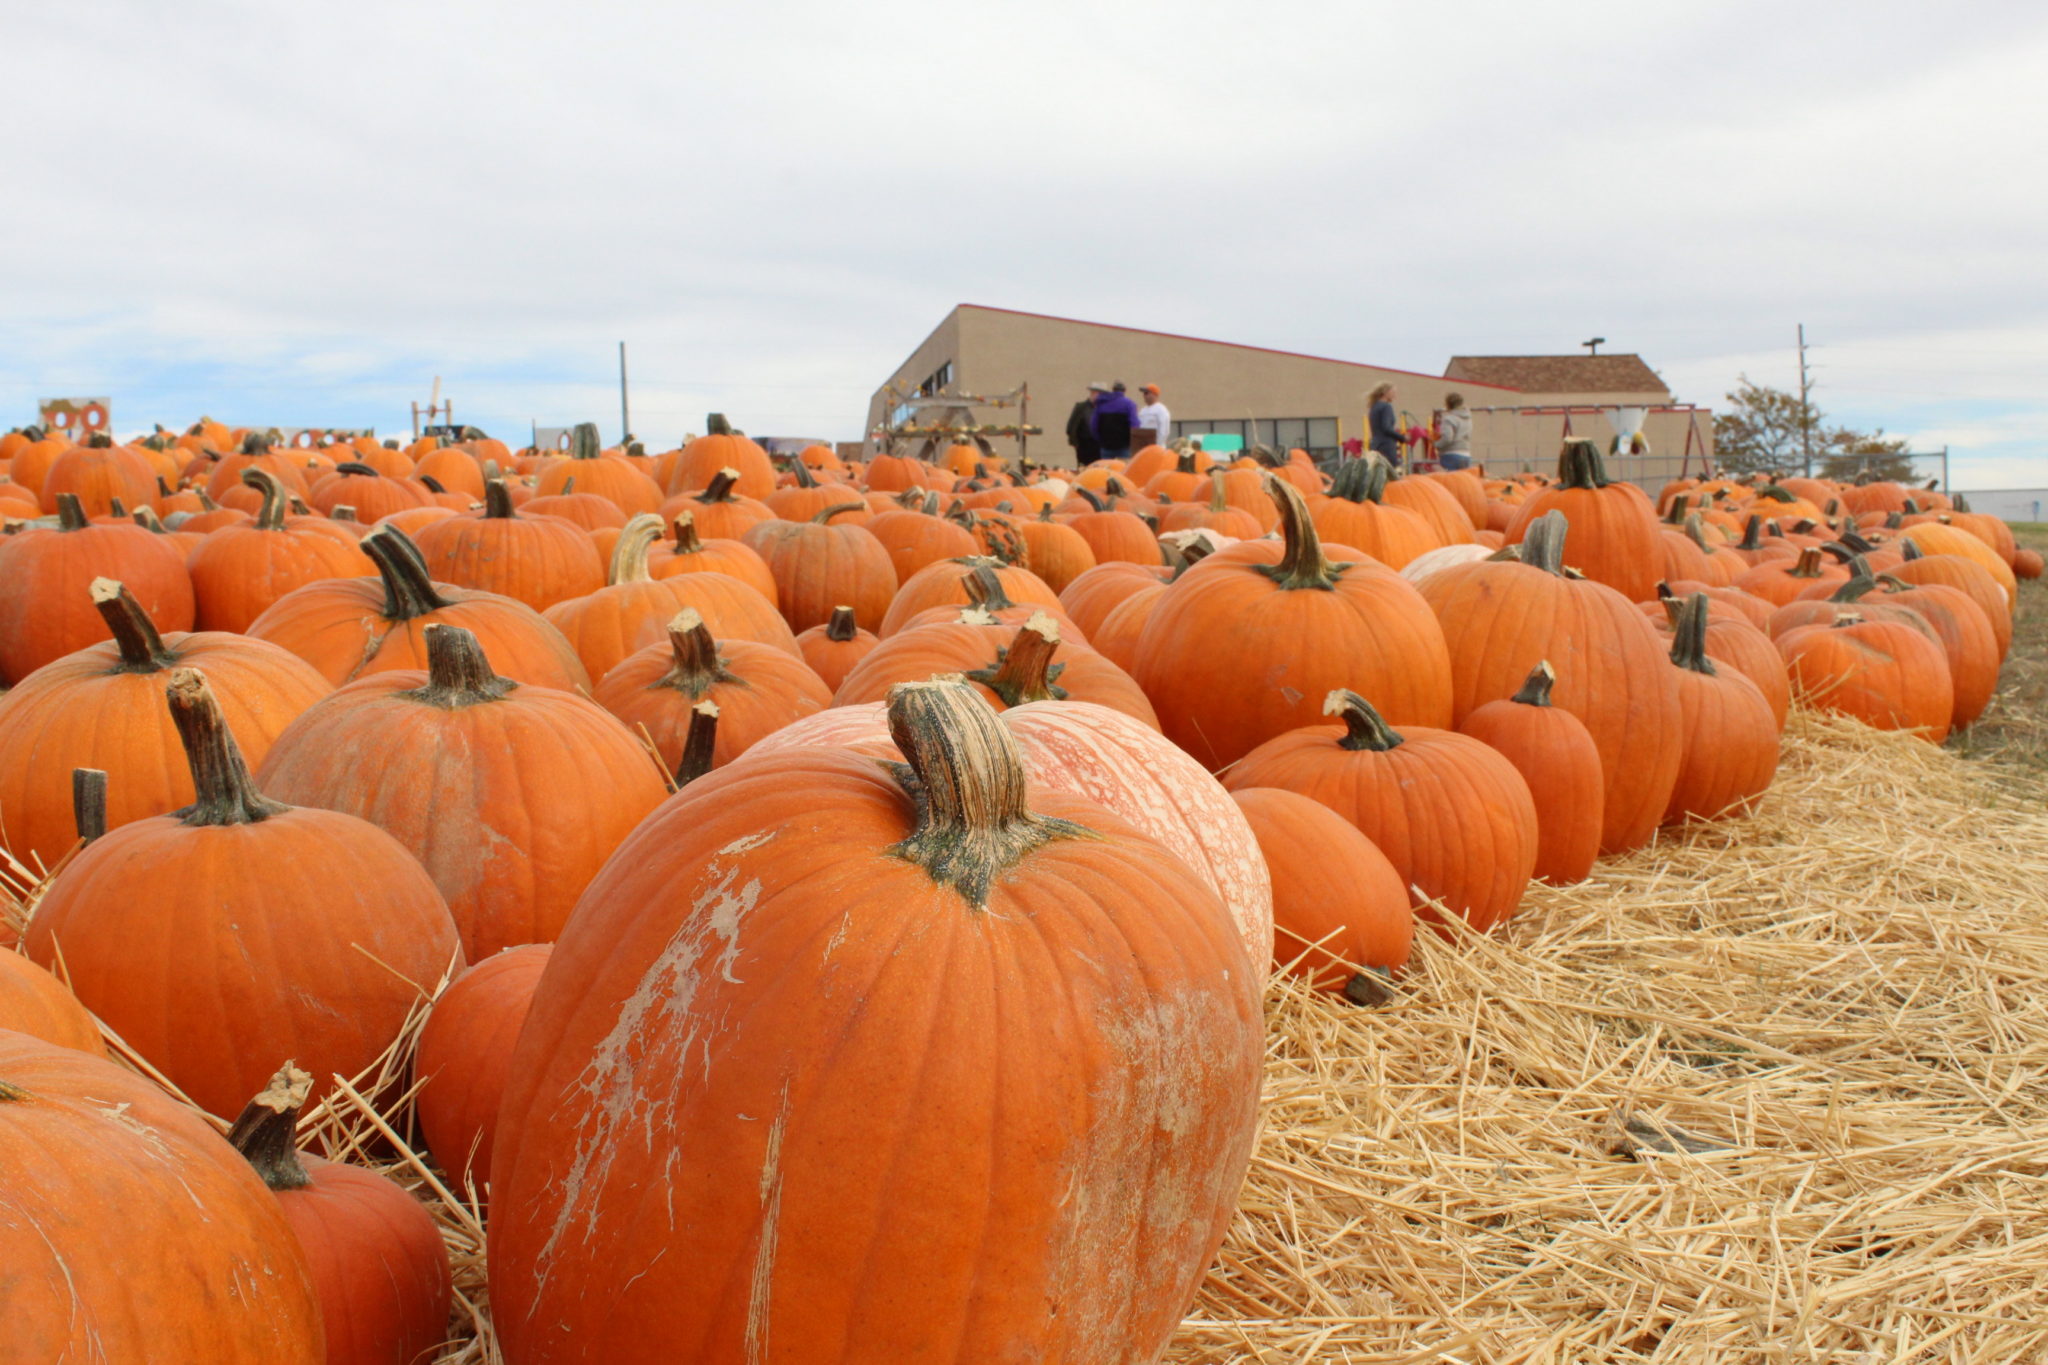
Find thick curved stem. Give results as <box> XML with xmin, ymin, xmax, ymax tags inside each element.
<box><xmin>812</xmin><ymin>503</ymin><xmax>863</xmax><ymax>524</ymax></box>
<box><xmin>883</xmin><ymin>678</ymin><xmax>1089</xmax><ymax>908</ymax></box>
<box><xmin>1259</xmin><ymin>476</ymin><xmax>1338</xmax><ymax>590</ymax></box>
<box><xmin>610</xmin><ymin>514</ymin><xmax>664</xmax><ymax>585</ymax></box>
<box><xmin>696</xmin><ymin>469</ymin><xmax>742</xmax><ymax>504</ymax></box>
<box><xmin>361</xmin><ymin>527</ymin><xmax>451</xmax><ymax>621</ymax></box>
<box><xmin>90</xmin><ymin>578</ymin><xmax>176</xmax><ymax>671</ymax></box>
<box><xmin>241</xmin><ymin>467</ymin><xmax>289</xmax><ymax>532</ymax></box>
<box><xmin>959</xmin><ymin>562</ymin><xmax>1018</xmax><ymax>612</ymax></box>
<box><xmin>1326</xmin><ymin>689</ymin><xmax>1405</xmax><ymax>752</ymax></box>
<box><xmin>406</xmin><ymin>624</ymin><xmax>516</xmax><ymax>707</ymax></box>
<box><xmin>226</xmin><ymin>1064</ymin><xmax>314</xmax><ymax>1192</ymax></box>
<box><xmin>166</xmin><ymin>669</ymin><xmax>289</xmax><ymax>826</ymax></box>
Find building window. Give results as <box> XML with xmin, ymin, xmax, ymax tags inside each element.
<box><xmin>916</xmin><ymin>361</ymin><xmax>954</xmax><ymax>397</ymax></box>
<box><xmin>1179</xmin><ymin>417</ymin><xmax>1341</xmax><ymax>460</ymax></box>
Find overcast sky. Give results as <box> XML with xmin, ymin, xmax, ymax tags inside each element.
<box><xmin>6</xmin><ymin>0</ymin><xmax>2045</xmax><ymax>487</ymax></box>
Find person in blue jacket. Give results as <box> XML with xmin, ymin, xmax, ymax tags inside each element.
<box><xmin>1090</xmin><ymin>381</ymin><xmax>1140</xmax><ymax>464</ymax></box>
<box><xmin>1367</xmin><ymin>382</ymin><xmax>1403</xmax><ymax>466</ymax></box>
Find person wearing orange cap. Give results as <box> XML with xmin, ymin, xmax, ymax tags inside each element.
<box><xmin>1136</xmin><ymin>384</ymin><xmax>1171</xmax><ymax>445</ymax></box>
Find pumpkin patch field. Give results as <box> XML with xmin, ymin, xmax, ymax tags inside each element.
<box><xmin>2</xmin><ymin>418</ymin><xmax>2045</xmax><ymax>1362</ymax></box>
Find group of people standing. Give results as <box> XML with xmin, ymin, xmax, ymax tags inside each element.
<box><xmin>1063</xmin><ymin>376</ymin><xmax>1473</xmax><ymax>471</ymax></box>
<box><xmin>1067</xmin><ymin>380</ymin><xmax>1170</xmax><ymax>466</ymax></box>
<box><xmin>1368</xmin><ymin>384</ymin><xmax>1473</xmax><ymax>472</ymax></box>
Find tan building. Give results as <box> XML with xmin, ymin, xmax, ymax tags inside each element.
<box><xmin>866</xmin><ymin>305</ymin><xmax>1715</xmax><ymax>487</ymax></box>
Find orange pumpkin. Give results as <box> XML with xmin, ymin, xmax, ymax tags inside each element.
<box><xmin>835</xmin><ymin>613</ymin><xmax>1159</xmax><ymax>728</ymax></box>
<box><xmin>741</xmin><ymin>504</ymin><xmax>900</xmax><ymax>634</ymax></box>
<box><xmin>0</xmin><ymin>951</ymin><xmax>106</xmax><ymax>1055</ymax></box>
<box><xmin>1231</xmin><ymin>785</ymin><xmax>1411</xmax><ymax>995</ymax></box>
<box><xmin>415</xmin><ymin>943</ymin><xmax>552</xmax><ymax>1201</ymax></box>
<box><xmin>486</xmin><ymin>679</ymin><xmax>1262</xmax><ymax>1362</ymax></box>
<box><xmin>1661</xmin><ymin>595</ymin><xmax>1779</xmax><ymax>823</ymax></box>
<box><xmin>793</xmin><ymin>604</ymin><xmax>880</xmax><ymax>691</ymax></box>
<box><xmin>1777</xmin><ymin>614</ymin><xmax>1954</xmax><ymax>741</ymax></box>
<box><xmin>1504</xmin><ymin>440</ymin><xmax>1663</xmax><ymax>602</ymax></box>
<box><xmin>0</xmin><ymin>493</ymin><xmax>196</xmax><ymax>684</ymax></box>
<box><xmin>1455</xmin><ymin>661</ymin><xmax>1604</xmax><ymax>884</ymax></box>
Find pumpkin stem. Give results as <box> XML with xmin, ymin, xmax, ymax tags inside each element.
<box><xmin>1326</xmin><ymin>689</ymin><xmax>1404</xmax><ymax>752</ymax></box>
<box><xmin>334</xmin><ymin>461</ymin><xmax>381</xmax><ymax>478</ymax></box>
<box><xmin>197</xmin><ymin>489</ymin><xmax>220</xmax><ymax>512</ymax></box>
<box><xmin>1667</xmin><ymin>594</ymin><xmax>1718</xmax><ymax>676</ymax></box>
<box><xmin>569</xmin><ymin>422</ymin><xmax>602</xmax><ymax>460</ymax></box>
<box><xmin>1555</xmin><ymin>439</ymin><xmax>1612</xmax><ymax>489</ymax></box>
<box><xmin>675</xmin><ymin>701</ymin><xmax>720</xmax><ymax>787</ymax></box>
<box><xmin>1206</xmin><ymin>470</ymin><xmax>1230</xmax><ymax>514</ymax></box>
<box><xmin>1737</xmin><ymin>515</ymin><xmax>1765</xmax><ymax>552</ymax></box>
<box><xmin>696</xmin><ymin>468</ymin><xmax>742</xmax><ymax>504</ymax></box>
<box><xmin>959</xmin><ymin>562</ymin><xmax>1018</xmax><ymax>612</ymax></box>
<box><xmin>825</xmin><ymin>605</ymin><xmax>858</xmax><ymax>643</ymax></box>
<box><xmin>332</xmin><ymin>506</ymin><xmax>360</xmax><ymax>524</ymax></box>
<box><xmin>73</xmin><ymin>768</ymin><xmax>107</xmax><ymax>844</ymax></box>
<box><xmin>1072</xmin><ymin>485</ymin><xmax>1105</xmax><ymax>512</ymax></box>
<box><xmin>1517</xmin><ymin>511</ymin><xmax>1571</xmax><ymax>576</ymax></box>
<box><xmin>165</xmin><ymin>669</ymin><xmax>290</xmax><ymax>827</ymax></box>
<box><xmin>407</xmin><ymin>624</ymin><xmax>517</xmax><ymax>707</ymax></box>
<box><xmin>1828</xmin><ymin>575</ymin><xmax>1880</xmax><ymax>603</ymax></box>
<box><xmin>964</xmin><ymin>614</ymin><xmax>1068</xmax><ymax>706</ymax></box>
<box><xmin>420</xmin><ymin>474</ymin><xmax>448</xmax><ymax>495</ymax></box>
<box><xmin>610</xmin><ymin>514</ymin><xmax>664</xmax><ymax>585</ymax></box>
<box><xmin>1511</xmin><ymin>660</ymin><xmax>1558</xmax><ymax>707</ymax></box>
<box><xmin>812</xmin><ymin>502</ymin><xmax>862</xmax><ymax>524</ymax></box>
<box><xmin>670</xmin><ymin>512</ymin><xmax>704</xmax><ymax>554</ymax></box>
<box><xmin>1328</xmin><ymin>456</ymin><xmax>1390</xmax><ymax>505</ymax></box>
<box><xmin>883</xmin><ymin>678</ymin><xmax>1091</xmax><ymax>909</ymax></box>
<box><xmin>1258</xmin><ymin>476</ymin><xmax>1340</xmax><ymax>591</ymax></box>
<box><xmin>226</xmin><ymin>1063</ymin><xmax>314</xmax><ymax>1192</ymax></box>
<box><xmin>657</xmin><ymin>610</ymin><xmax>732</xmax><ymax>697</ymax></box>
<box><xmin>242</xmin><ymin>467</ymin><xmax>289</xmax><ymax>531</ymax></box>
<box><xmin>706</xmin><ymin>413</ymin><xmax>734</xmax><ymax>437</ymax></box>
<box><xmin>90</xmin><ymin>578</ymin><xmax>176</xmax><ymax>671</ymax></box>
<box><xmin>790</xmin><ymin>459</ymin><xmax>818</xmax><ymax>489</ymax></box>
<box><xmin>1664</xmin><ymin>494</ymin><xmax>1691</xmax><ymax>525</ymax></box>
<box><xmin>482</xmin><ymin>479</ymin><xmax>521</xmax><ymax>520</ymax></box>
<box><xmin>1900</xmin><ymin>540</ymin><xmax>1924</xmax><ymax>562</ymax></box>
<box><xmin>361</xmin><ymin>527</ymin><xmax>452</xmax><ymax>621</ymax></box>
<box><xmin>1788</xmin><ymin>547</ymin><xmax>1826</xmax><ymax>579</ymax></box>
<box><xmin>1682</xmin><ymin>514</ymin><xmax>1719</xmax><ymax>554</ymax></box>
<box><xmin>55</xmin><ymin>493</ymin><xmax>89</xmax><ymax>532</ymax></box>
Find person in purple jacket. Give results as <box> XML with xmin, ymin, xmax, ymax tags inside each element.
<box><xmin>1090</xmin><ymin>380</ymin><xmax>1140</xmax><ymax>464</ymax></box>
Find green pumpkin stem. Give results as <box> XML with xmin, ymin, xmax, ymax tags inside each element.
<box><xmin>1517</xmin><ymin>511</ymin><xmax>1571</xmax><ymax>576</ymax></box>
<box><xmin>1737</xmin><ymin>515</ymin><xmax>1765</xmax><ymax>552</ymax></box>
<box><xmin>569</xmin><ymin>422</ymin><xmax>602</xmax><ymax>461</ymax></box>
<box><xmin>705</xmin><ymin>413</ymin><xmax>734</xmax><ymax>437</ymax></box>
<box><xmin>1511</xmin><ymin>660</ymin><xmax>1558</xmax><ymax>707</ymax></box>
<box><xmin>242</xmin><ymin>467</ymin><xmax>290</xmax><ymax>532</ymax></box>
<box><xmin>964</xmin><ymin>614</ymin><xmax>1068</xmax><ymax>707</ymax></box>
<box><xmin>165</xmin><ymin>669</ymin><xmax>289</xmax><ymax>826</ymax></box>
<box><xmin>1788</xmin><ymin>547</ymin><xmax>1826</xmax><ymax>579</ymax></box>
<box><xmin>361</xmin><ymin>527</ymin><xmax>452</xmax><ymax>621</ymax></box>
<box><xmin>883</xmin><ymin>678</ymin><xmax>1090</xmax><ymax>909</ymax></box>
<box><xmin>90</xmin><ymin>578</ymin><xmax>176</xmax><ymax>671</ymax></box>
<box><xmin>226</xmin><ymin>1064</ymin><xmax>314</xmax><ymax>1192</ymax></box>
<box><xmin>960</xmin><ymin>562</ymin><xmax>1019</xmax><ymax>612</ymax></box>
<box><xmin>1667</xmin><ymin>594</ymin><xmax>1718</xmax><ymax>676</ymax></box>
<box><xmin>696</xmin><ymin>469</ymin><xmax>741</xmax><ymax>504</ymax></box>
<box><xmin>483</xmin><ymin>479</ymin><xmax>521</xmax><ymax>520</ymax></box>
<box><xmin>1259</xmin><ymin>476</ymin><xmax>1341</xmax><ymax>591</ymax></box>
<box><xmin>1327</xmin><ymin>689</ymin><xmax>1405</xmax><ymax>752</ymax></box>
<box><xmin>1555</xmin><ymin>439</ymin><xmax>1613</xmax><ymax>489</ymax></box>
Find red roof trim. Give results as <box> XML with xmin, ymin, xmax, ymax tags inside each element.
<box><xmin>956</xmin><ymin>303</ymin><xmax>1525</xmax><ymax>393</ymax></box>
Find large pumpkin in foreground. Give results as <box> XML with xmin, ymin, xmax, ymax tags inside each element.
<box><xmin>488</xmin><ymin>679</ymin><xmax>1263</xmax><ymax>1363</ymax></box>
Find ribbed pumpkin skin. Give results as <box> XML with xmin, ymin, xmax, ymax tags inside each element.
<box><xmin>1058</xmin><ymin>561</ymin><xmax>1171</xmax><ymax>638</ymax></box>
<box><xmin>1133</xmin><ymin>538</ymin><xmax>1455</xmax><ymax>773</ymax></box>
<box><xmin>1016</xmin><ymin>515</ymin><xmax>1098</xmax><ymax>592</ymax></box>
<box><xmin>488</xmin><ymin>728</ymin><xmax>1262</xmax><ymax>1364</ymax></box>
<box><xmin>1777</xmin><ymin>619</ymin><xmax>1955</xmax><ymax>741</ymax></box>
<box><xmin>1310</xmin><ymin>494</ymin><xmax>1438</xmax><ymax>568</ymax></box>
<box><xmin>248</xmin><ymin>577</ymin><xmax>592</xmax><ymax>692</ymax></box>
<box><xmin>594</xmin><ymin>633</ymin><xmax>833</xmax><ymax>774</ymax></box>
<box><xmin>1504</xmin><ymin>474</ymin><xmax>1662</xmax><ymax>602</ymax></box>
<box><xmin>1663</xmin><ymin>628</ymin><xmax>1781</xmax><ymax>825</ymax></box>
<box><xmin>414</xmin><ymin>506</ymin><xmax>606</xmax><ymax>611</ymax></box>
<box><xmin>26</xmin><ymin>808</ymin><xmax>463</xmax><ymax>1119</ymax></box>
<box><xmin>742</xmin><ymin>517</ymin><xmax>900</xmax><ymax>634</ymax></box>
<box><xmin>1901</xmin><ymin>524</ymin><xmax>2017</xmax><ymax>604</ymax></box>
<box><xmin>278</xmin><ymin>1157</ymin><xmax>453</xmax><ymax>1365</ymax></box>
<box><xmin>0</xmin><ymin>632</ymin><xmax>331</xmax><ymax>871</ymax></box>
<box><xmin>256</xmin><ymin>672</ymin><xmax>665</xmax><ymax>959</ymax></box>
<box><xmin>665</xmin><ymin>432</ymin><xmax>777</xmax><ymax>498</ymax></box>
<box><xmin>1223</xmin><ymin>716</ymin><xmax>1538</xmax><ymax>935</ymax></box>
<box><xmin>1872</xmin><ymin>581</ymin><xmax>2000</xmax><ymax>730</ymax></box>
<box><xmin>1419</xmin><ymin>557</ymin><xmax>1682</xmax><ymax>855</ymax></box>
<box><xmin>1456</xmin><ymin>693</ymin><xmax>1604</xmax><ymax>885</ymax></box>
<box><xmin>1090</xmin><ymin>582</ymin><xmax>1168</xmax><ymax>672</ymax></box>
<box><xmin>648</xmin><ymin>524</ymin><xmax>780</xmax><ymax>605</ymax></box>
<box><xmin>0</xmin><ymin>1034</ymin><xmax>325</xmax><ymax>1362</ymax></box>
<box><xmin>1230</xmin><ymin>786</ymin><xmax>1412</xmax><ymax>988</ymax></box>
<box><xmin>0</xmin><ymin>520</ymin><xmax>194</xmax><ymax>683</ymax></box>
<box><xmin>414</xmin><ymin>944</ymin><xmax>551</xmax><ymax>1199</ymax></box>
<box><xmin>189</xmin><ymin>519</ymin><xmax>376</xmax><ymax>633</ymax></box>
<box><xmin>863</xmin><ymin>506</ymin><xmax>982</xmax><ymax>582</ymax></box>
<box><xmin>37</xmin><ymin>441</ymin><xmax>159</xmax><ymax>517</ymax></box>
<box><xmin>1647</xmin><ymin>614</ymin><xmax>1791</xmax><ymax>731</ymax></box>
<box><xmin>0</xmin><ymin>952</ymin><xmax>107</xmax><ymax>1055</ymax></box>
<box><xmin>881</xmin><ymin>557</ymin><xmax>1064</xmax><ymax>636</ymax></box>
<box><xmin>794</xmin><ymin>614</ymin><xmax>880</xmax><ymax>691</ymax></box>
<box><xmin>834</xmin><ymin>620</ymin><xmax>1162</xmax><ymax>730</ymax></box>
<box><xmin>1887</xmin><ymin>555</ymin><xmax>2013</xmax><ymax>658</ymax></box>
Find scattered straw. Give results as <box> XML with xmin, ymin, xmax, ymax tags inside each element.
<box><xmin>10</xmin><ymin>705</ymin><xmax>2048</xmax><ymax>1362</ymax></box>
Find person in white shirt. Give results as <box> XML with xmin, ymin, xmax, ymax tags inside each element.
<box><xmin>1136</xmin><ymin>383</ymin><xmax>1171</xmax><ymax>445</ymax></box>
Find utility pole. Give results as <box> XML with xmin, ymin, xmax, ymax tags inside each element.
<box><xmin>1797</xmin><ymin>324</ymin><xmax>1813</xmax><ymax>478</ymax></box>
<box><xmin>618</xmin><ymin>342</ymin><xmax>631</xmax><ymax>446</ymax></box>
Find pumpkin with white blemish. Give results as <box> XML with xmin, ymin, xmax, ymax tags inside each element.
<box><xmin>487</xmin><ymin>678</ymin><xmax>1263</xmax><ymax>1363</ymax></box>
